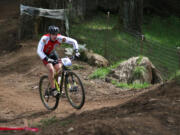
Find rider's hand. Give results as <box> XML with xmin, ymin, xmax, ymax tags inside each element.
<box><xmin>45</xmin><ymin>57</ymin><xmax>54</xmax><ymax>63</ymax></box>
<box><xmin>74</xmin><ymin>49</ymin><xmax>80</xmax><ymax>57</ymax></box>
<box><xmin>47</xmin><ymin>58</ymin><xmax>54</xmax><ymax>63</ymax></box>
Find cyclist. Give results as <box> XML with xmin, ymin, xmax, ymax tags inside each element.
<box><xmin>37</xmin><ymin>25</ymin><xmax>80</xmax><ymax>97</ymax></box>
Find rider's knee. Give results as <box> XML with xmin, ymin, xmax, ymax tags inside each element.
<box><xmin>49</xmin><ymin>67</ymin><xmax>55</xmax><ymax>74</ymax></box>
<box><xmin>55</xmin><ymin>64</ymin><xmax>62</xmax><ymax>72</ymax></box>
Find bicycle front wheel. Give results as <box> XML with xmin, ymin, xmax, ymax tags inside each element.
<box><xmin>39</xmin><ymin>75</ymin><xmax>59</xmax><ymax>110</ymax></box>
<box><xmin>65</xmin><ymin>72</ymin><xmax>85</xmax><ymax>109</ymax></box>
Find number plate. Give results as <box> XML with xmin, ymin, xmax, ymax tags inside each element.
<box><xmin>61</xmin><ymin>58</ymin><xmax>72</xmax><ymax>66</ymax></box>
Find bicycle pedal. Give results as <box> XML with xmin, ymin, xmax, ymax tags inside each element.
<box><xmin>70</xmin><ymin>86</ymin><xmax>78</xmax><ymax>92</ymax></box>
<box><xmin>53</xmin><ymin>91</ymin><xmax>59</xmax><ymax>97</ymax></box>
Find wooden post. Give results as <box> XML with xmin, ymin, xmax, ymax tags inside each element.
<box><xmin>34</xmin><ymin>16</ymin><xmax>39</xmax><ymax>39</ymax></box>
<box><xmin>104</xmin><ymin>11</ymin><xmax>110</xmax><ymax>59</ymax></box>
<box><xmin>140</xmin><ymin>34</ymin><xmax>145</xmax><ymax>55</ymax></box>
<box><xmin>177</xmin><ymin>47</ymin><xmax>180</xmax><ymax>69</ymax></box>
<box><xmin>23</xmin><ymin>119</ymin><xmax>28</xmax><ymax>127</ymax></box>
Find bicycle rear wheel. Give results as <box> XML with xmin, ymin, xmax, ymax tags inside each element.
<box><xmin>39</xmin><ymin>75</ymin><xmax>59</xmax><ymax>110</ymax></box>
<box><xmin>65</xmin><ymin>72</ymin><xmax>85</xmax><ymax>109</ymax></box>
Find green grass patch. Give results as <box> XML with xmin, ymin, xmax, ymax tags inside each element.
<box><xmin>111</xmin><ymin>80</ymin><xmax>150</xmax><ymax>89</ymax></box>
<box><xmin>137</xmin><ymin>55</ymin><xmax>144</xmax><ymax>65</ymax></box>
<box><xmin>169</xmin><ymin>70</ymin><xmax>180</xmax><ymax>80</ymax></box>
<box><xmin>70</xmin><ymin>64</ymin><xmax>84</xmax><ymax>70</ymax></box>
<box><xmin>143</xmin><ymin>16</ymin><xmax>180</xmax><ymax>47</ymax></box>
<box><xmin>59</xmin><ymin>120</ymin><xmax>73</xmax><ymax>127</ymax></box>
<box><xmin>89</xmin><ymin>60</ymin><xmax>124</xmax><ymax>79</ymax></box>
<box><xmin>133</xmin><ymin>66</ymin><xmax>146</xmax><ymax>79</ymax></box>
<box><xmin>60</xmin><ymin>43</ymin><xmax>73</xmax><ymax>48</ymax></box>
<box><xmin>34</xmin><ymin>116</ymin><xmax>73</xmax><ymax>128</ymax></box>
<box><xmin>39</xmin><ymin>116</ymin><xmax>58</xmax><ymax>127</ymax></box>
<box><xmin>89</xmin><ymin>67</ymin><xmax>110</xmax><ymax>79</ymax></box>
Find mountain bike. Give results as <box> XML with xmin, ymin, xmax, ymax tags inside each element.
<box><xmin>39</xmin><ymin>56</ymin><xmax>85</xmax><ymax>111</ymax></box>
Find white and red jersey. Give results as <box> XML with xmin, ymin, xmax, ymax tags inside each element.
<box><xmin>37</xmin><ymin>34</ymin><xmax>78</xmax><ymax>60</ymax></box>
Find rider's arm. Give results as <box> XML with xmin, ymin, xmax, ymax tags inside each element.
<box><xmin>57</xmin><ymin>35</ymin><xmax>79</xmax><ymax>50</ymax></box>
<box><xmin>37</xmin><ymin>36</ymin><xmax>47</xmax><ymax>60</ymax></box>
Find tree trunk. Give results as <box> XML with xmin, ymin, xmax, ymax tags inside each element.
<box><xmin>144</xmin><ymin>0</ymin><xmax>180</xmax><ymax>17</ymax></box>
<box><xmin>122</xmin><ymin>0</ymin><xmax>143</xmax><ymax>34</ymax></box>
<box><xmin>68</xmin><ymin>0</ymin><xmax>86</xmax><ymax>21</ymax></box>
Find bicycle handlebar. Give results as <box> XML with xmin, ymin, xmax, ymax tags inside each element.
<box><xmin>49</xmin><ymin>55</ymin><xmax>76</xmax><ymax>65</ymax></box>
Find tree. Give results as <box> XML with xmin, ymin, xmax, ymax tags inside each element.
<box><xmin>120</xmin><ymin>0</ymin><xmax>143</xmax><ymax>34</ymax></box>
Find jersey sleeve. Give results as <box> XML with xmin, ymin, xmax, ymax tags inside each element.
<box><xmin>57</xmin><ymin>35</ymin><xmax>79</xmax><ymax>50</ymax></box>
<box><xmin>37</xmin><ymin>36</ymin><xmax>47</xmax><ymax>60</ymax></box>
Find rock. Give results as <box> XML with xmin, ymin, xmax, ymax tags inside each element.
<box><xmin>167</xmin><ymin>117</ymin><xmax>175</xmax><ymax>124</ymax></box>
<box><xmin>32</xmin><ymin>86</ymin><xmax>38</xmax><ymax>90</ymax></box>
<box><xmin>67</xmin><ymin>127</ymin><xmax>74</xmax><ymax>132</ymax></box>
<box><xmin>79</xmin><ymin>46</ymin><xmax>109</xmax><ymax>67</ymax></box>
<box><xmin>65</xmin><ymin>48</ymin><xmax>73</xmax><ymax>56</ymax></box>
<box><xmin>85</xmin><ymin>51</ymin><xmax>109</xmax><ymax>67</ymax></box>
<box><xmin>108</xmin><ymin>56</ymin><xmax>163</xmax><ymax>84</ymax></box>
<box><xmin>65</xmin><ymin>44</ymin><xmax>109</xmax><ymax>67</ymax></box>
<box><xmin>65</xmin><ymin>44</ymin><xmax>87</xmax><ymax>56</ymax></box>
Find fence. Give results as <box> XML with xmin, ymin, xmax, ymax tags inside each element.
<box><xmin>104</xmin><ymin>30</ymin><xmax>179</xmax><ymax>80</ymax></box>
<box><xmin>70</xmin><ymin>12</ymin><xmax>180</xmax><ymax>80</ymax></box>
<box><xmin>102</xmin><ymin>19</ymin><xmax>179</xmax><ymax>80</ymax></box>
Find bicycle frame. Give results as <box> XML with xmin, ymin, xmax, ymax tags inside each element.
<box><xmin>53</xmin><ymin>56</ymin><xmax>75</xmax><ymax>96</ymax></box>
<box><xmin>54</xmin><ymin>66</ymin><xmax>69</xmax><ymax>95</ymax></box>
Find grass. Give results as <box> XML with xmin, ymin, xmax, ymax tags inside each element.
<box><xmin>143</xmin><ymin>16</ymin><xmax>180</xmax><ymax>47</ymax></box>
<box><xmin>70</xmin><ymin>13</ymin><xmax>138</xmax><ymax>62</ymax></box>
<box><xmin>35</xmin><ymin>116</ymin><xmax>73</xmax><ymax>128</ymax></box>
<box><xmin>70</xmin><ymin>13</ymin><xmax>180</xmax><ymax>79</ymax></box>
<box><xmin>169</xmin><ymin>70</ymin><xmax>180</xmax><ymax>80</ymax></box>
<box><xmin>89</xmin><ymin>60</ymin><xmax>124</xmax><ymax>79</ymax></box>
<box><xmin>137</xmin><ymin>55</ymin><xmax>144</xmax><ymax>65</ymax></box>
<box><xmin>59</xmin><ymin>119</ymin><xmax>73</xmax><ymax>127</ymax></box>
<box><xmin>133</xmin><ymin>66</ymin><xmax>146</xmax><ymax>79</ymax></box>
<box><xmin>70</xmin><ymin>64</ymin><xmax>84</xmax><ymax>70</ymax></box>
<box><xmin>38</xmin><ymin>116</ymin><xmax>58</xmax><ymax>127</ymax></box>
<box><xmin>111</xmin><ymin>80</ymin><xmax>150</xmax><ymax>89</ymax></box>
<box><xmin>89</xmin><ymin>67</ymin><xmax>110</xmax><ymax>79</ymax></box>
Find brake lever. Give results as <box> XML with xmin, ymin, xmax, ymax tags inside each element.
<box><xmin>71</xmin><ymin>55</ymin><xmax>75</xmax><ymax>60</ymax></box>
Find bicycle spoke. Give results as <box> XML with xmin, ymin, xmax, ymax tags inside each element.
<box><xmin>39</xmin><ymin>75</ymin><xmax>59</xmax><ymax>110</ymax></box>
<box><xmin>65</xmin><ymin>72</ymin><xmax>85</xmax><ymax>109</ymax></box>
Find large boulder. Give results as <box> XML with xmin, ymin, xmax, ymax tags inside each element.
<box><xmin>82</xmin><ymin>50</ymin><xmax>109</xmax><ymax>67</ymax></box>
<box><xmin>65</xmin><ymin>44</ymin><xmax>109</xmax><ymax>67</ymax></box>
<box><xmin>107</xmin><ymin>56</ymin><xmax>163</xmax><ymax>84</ymax></box>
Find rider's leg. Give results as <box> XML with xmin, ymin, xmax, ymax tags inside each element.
<box><xmin>54</xmin><ymin>63</ymin><xmax>62</xmax><ymax>73</ymax></box>
<box><xmin>46</xmin><ymin>63</ymin><xmax>55</xmax><ymax>89</ymax></box>
<box><xmin>54</xmin><ymin>63</ymin><xmax>65</xmax><ymax>95</ymax></box>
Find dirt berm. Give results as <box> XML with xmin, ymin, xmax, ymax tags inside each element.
<box><xmin>2</xmin><ymin>80</ymin><xmax>179</xmax><ymax>135</ymax></box>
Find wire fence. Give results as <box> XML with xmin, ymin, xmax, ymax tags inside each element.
<box><xmin>70</xmin><ymin>12</ymin><xmax>180</xmax><ymax>80</ymax></box>
<box><xmin>92</xmin><ymin>12</ymin><xmax>179</xmax><ymax>80</ymax></box>
<box><xmin>103</xmin><ymin>28</ymin><xmax>180</xmax><ymax>80</ymax></box>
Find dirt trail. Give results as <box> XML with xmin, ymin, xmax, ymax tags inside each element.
<box><xmin>36</xmin><ymin>81</ymin><xmax>180</xmax><ymax>135</ymax></box>
<box><xmin>0</xmin><ymin>41</ymin><xmax>152</xmax><ymax>127</ymax></box>
<box><xmin>0</xmin><ymin>0</ymin><xmax>149</xmax><ymax>126</ymax></box>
